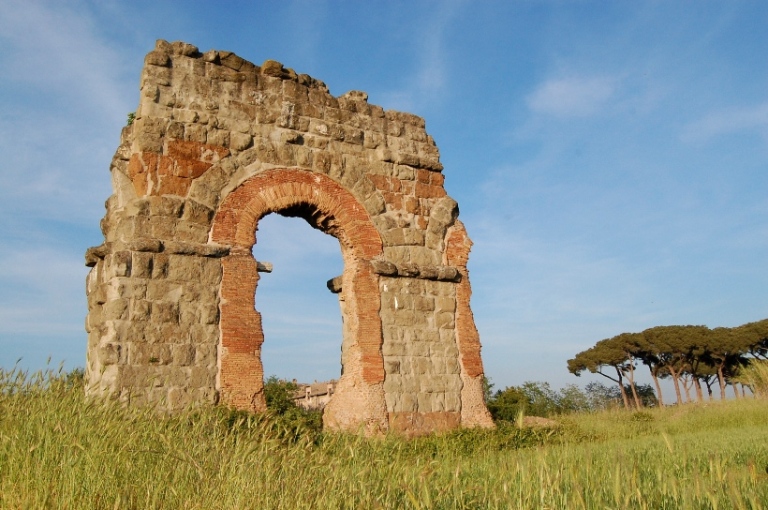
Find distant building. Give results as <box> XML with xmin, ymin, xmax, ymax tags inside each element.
<box><xmin>293</xmin><ymin>380</ymin><xmax>338</xmax><ymax>410</ymax></box>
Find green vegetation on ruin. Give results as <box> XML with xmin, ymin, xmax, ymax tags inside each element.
<box><xmin>1</xmin><ymin>366</ymin><xmax>767</xmax><ymax>508</ymax></box>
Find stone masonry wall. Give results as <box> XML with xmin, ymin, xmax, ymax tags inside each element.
<box><xmin>85</xmin><ymin>40</ymin><xmax>493</xmax><ymax>435</ymax></box>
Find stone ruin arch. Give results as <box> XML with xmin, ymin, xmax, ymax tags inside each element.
<box><xmin>85</xmin><ymin>40</ymin><xmax>493</xmax><ymax>434</ymax></box>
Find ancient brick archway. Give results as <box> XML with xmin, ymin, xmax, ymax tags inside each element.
<box><xmin>85</xmin><ymin>40</ymin><xmax>493</xmax><ymax>434</ymax></box>
<box><xmin>211</xmin><ymin>169</ymin><xmax>388</xmax><ymax>431</ymax></box>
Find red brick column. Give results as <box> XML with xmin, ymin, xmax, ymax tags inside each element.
<box><xmin>445</xmin><ymin>221</ymin><xmax>495</xmax><ymax>428</ymax></box>
<box><xmin>218</xmin><ymin>252</ymin><xmax>266</xmax><ymax>410</ymax></box>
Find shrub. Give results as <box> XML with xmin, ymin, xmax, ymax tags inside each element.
<box><xmin>263</xmin><ymin>375</ymin><xmax>300</xmax><ymax>413</ymax></box>
<box><xmin>262</xmin><ymin>376</ymin><xmax>323</xmax><ymax>442</ymax></box>
<box><xmin>487</xmin><ymin>385</ymin><xmax>528</xmax><ymax>421</ymax></box>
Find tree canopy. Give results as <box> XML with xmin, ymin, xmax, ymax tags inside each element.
<box><xmin>568</xmin><ymin>318</ymin><xmax>768</xmax><ymax>407</ymax></box>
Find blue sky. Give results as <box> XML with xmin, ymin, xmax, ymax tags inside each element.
<box><xmin>1</xmin><ymin>0</ymin><xmax>766</xmax><ymax>391</ymax></box>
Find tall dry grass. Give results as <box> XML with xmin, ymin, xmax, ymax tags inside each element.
<box><xmin>735</xmin><ymin>359</ymin><xmax>768</xmax><ymax>398</ymax></box>
<box><xmin>1</xmin><ymin>366</ymin><xmax>767</xmax><ymax>509</ymax></box>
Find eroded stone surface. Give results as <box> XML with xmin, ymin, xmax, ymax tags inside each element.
<box><xmin>85</xmin><ymin>39</ymin><xmax>493</xmax><ymax>435</ymax></box>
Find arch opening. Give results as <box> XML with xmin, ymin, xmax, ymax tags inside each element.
<box><xmin>255</xmin><ymin>213</ymin><xmax>344</xmax><ymax>412</ymax></box>
<box><xmin>211</xmin><ymin>169</ymin><xmax>389</xmax><ymax>432</ymax></box>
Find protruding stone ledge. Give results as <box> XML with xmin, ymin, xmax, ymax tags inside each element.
<box><xmin>127</xmin><ymin>238</ymin><xmax>163</xmax><ymax>252</ymax></box>
<box><xmin>327</xmin><ymin>275</ymin><xmax>343</xmax><ymax>294</ymax></box>
<box><xmin>328</xmin><ymin>259</ymin><xmax>460</xmax><ymax>293</ymax></box>
<box><xmin>85</xmin><ymin>244</ymin><xmax>111</xmax><ymax>267</ymax></box>
<box><xmin>163</xmin><ymin>240</ymin><xmax>229</xmax><ymax>257</ymax></box>
<box><xmin>85</xmin><ymin>238</ymin><xmax>231</xmax><ymax>267</ymax></box>
<box><xmin>369</xmin><ymin>258</ymin><xmax>461</xmax><ymax>282</ymax></box>
<box><xmin>375</xmin><ymin>148</ymin><xmax>444</xmax><ymax>172</ymax></box>
<box><xmin>369</xmin><ymin>258</ymin><xmax>397</xmax><ymax>276</ymax></box>
<box><xmin>256</xmin><ymin>261</ymin><xmax>273</xmax><ymax>273</ymax></box>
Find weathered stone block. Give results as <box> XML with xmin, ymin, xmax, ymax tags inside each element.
<box><xmin>412</xmin><ymin>357</ymin><xmax>430</xmax><ymax>375</ymax></box>
<box><xmin>385</xmin><ymin>360</ymin><xmax>401</xmax><ymax>375</ymax></box>
<box><xmin>132</xmin><ymin>252</ymin><xmax>154</xmax><ymax>279</ymax></box>
<box><xmin>110</xmin><ymin>251</ymin><xmax>133</xmax><ymax>277</ymax></box>
<box><xmin>106</xmin><ymin>279</ymin><xmax>147</xmax><ymax>301</ymax></box>
<box><xmin>174</xmin><ymin>221</ymin><xmax>209</xmax><ymax>243</ymax></box>
<box><xmin>198</xmin><ymin>304</ymin><xmax>220</xmax><ymax>325</ymax></box>
<box><xmin>194</xmin><ymin>343</ymin><xmax>217</xmax><ymax>368</ymax></box>
<box><xmin>103</xmin><ymin>299</ymin><xmax>129</xmax><ymax>321</ymax></box>
<box><xmin>400</xmin><ymin>392</ymin><xmax>418</xmax><ymax>412</ymax></box>
<box><xmin>98</xmin><ymin>342</ymin><xmax>122</xmax><ymax>365</ymax></box>
<box><xmin>151</xmin><ymin>301</ymin><xmax>180</xmax><ymax>323</ymax></box>
<box><xmin>402</xmin><ymin>228</ymin><xmax>425</xmax><ymax>246</ymax></box>
<box><xmin>146</xmin><ymin>280</ymin><xmax>182</xmax><ymax>301</ymax></box>
<box><xmin>445</xmin><ymin>392</ymin><xmax>461</xmax><ymax>412</ymax></box>
<box><xmin>130</xmin><ymin>300</ymin><xmax>151</xmax><ymax>321</ymax></box>
<box><xmin>413</xmin><ymin>296</ymin><xmax>435</xmax><ymax>312</ymax></box>
<box><xmin>435</xmin><ymin>296</ymin><xmax>456</xmax><ymax>313</ymax></box>
<box><xmin>430</xmin><ymin>356</ymin><xmax>446</xmax><ymax>374</ymax></box>
<box><xmin>408</xmin><ymin>342</ymin><xmax>430</xmax><ymax>357</ymax></box>
<box><xmin>393</xmin><ymin>310</ymin><xmax>417</xmax><ymax>327</ymax></box>
<box><xmin>181</xmin><ymin>200</ymin><xmax>214</xmax><ymax>225</ymax></box>
<box><xmin>436</xmin><ymin>311</ymin><xmax>455</xmax><ymax>330</ymax></box>
<box><xmin>178</xmin><ymin>302</ymin><xmax>197</xmax><ymax>326</ymax></box>
<box><xmin>167</xmin><ymin>388</ymin><xmax>193</xmax><ymax>409</ymax></box>
<box><xmin>230</xmin><ymin>131</ymin><xmax>253</xmax><ymax>151</ymax></box>
<box><xmin>188</xmin><ymin>366</ymin><xmax>215</xmax><ymax>387</ymax></box>
<box><xmin>382</xmin><ymin>341</ymin><xmax>407</xmax><ymax>356</ymax></box>
<box><xmin>128</xmin><ymin>342</ymin><xmax>172</xmax><ymax>366</ymax></box>
<box><xmin>417</xmin><ymin>393</ymin><xmax>434</xmax><ymax>411</ymax></box>
<box><xmin>189</xmin><ymin>324</ymin><xmax>218</xmax><ymax>345</ymax></box>
<box><xmin>172</xmin><ymin>344</ymin><xmax>195</xmax><ymax>366</ymax></box>
<box><xmin>383</xmin><ymin>374</ymin><xmax>401</xmax><ymax>395</ymax></box>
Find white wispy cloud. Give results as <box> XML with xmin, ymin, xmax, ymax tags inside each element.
<box><xmin>468</xmin><ymin>227</ymin><xmax>660</xmax><ymax>387</ymax></box>
<box><xmin>283</xmin><ymin>0</ymin><xmax>329</xmax><ymax>65</ymax></box>
<box><xmin>0</xmin><ymin>0</ymin><xmax>134</xmax><ymax>121</ymax></box>
<box><xmin>681</xmin><ymin>101</ymin><xmax>768</xmax><ymax>143</ymax></box>
<box><xmin>378</xmin><ymin>0</ymin><xmax>464</xmax><ymax>112</ymax></box>
<box><xmin>526</xmin><ymin>75</ymin><xmax>619</xmax><ymax>118</ymax></box>
<box><xmin>0</xmin><ymin>245</ymin><xmax>88</xmax><ymax>371</ymax></box>
<box><xmin>0</xmin><ymin>1</ymin><xmax>139</xmax><ymax>368</ymax></box>
<box><xmin>0</xmin><ymin>1</ymin><xmax>137</xmax><ymax>223</ymax></box>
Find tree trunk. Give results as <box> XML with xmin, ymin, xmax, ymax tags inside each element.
<box><xmin>650</xmin><ymin>369</ymin><xmax>664</xmax><ymax>407</ymax></box>
<box><xmin>682</xmin><ymin>375</ymin><xmax>693</xmax><ymax>403</ymax></box>
<box><xmin>693</xmin><ymin>377</ymin><xmax>704</xmax><ymax>402</ymax></box>
<box><xmin>596</xmin><ymin>370</ymin><xmax>628</xmax><ymax>409</ymax></box>
<box><xmin>668</xmin><ymin>367</ymin><xmax>684</xmax><ymax>405</ymax></box>
<box><xmin>704</xmin><ymin>378</ymin><xmax>714</xmax><ymax>401</ymax></box>
<box><xmin>615</xmin><ymin>366</ymin><xmax>630</xmax><ymax>409</ymax></box>
<box><xmin>717</xmin><ymin>365</ymin><xmax>727</xmax><ymax>400</ymax></box>
<box><xmin>625</xmin><ymin>363</ymin><xmax>642</xmax><ymax>409</ymax></box>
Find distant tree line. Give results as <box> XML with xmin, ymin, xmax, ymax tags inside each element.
<box><xmin>484</xmin><ymin>380</ymin><xmax>656</xmax><ymax>420</ymax></box>
<box><xmin>567</xmin><ymin>318</ymin><xmax>768</xmax><ymax>408</ymax></box>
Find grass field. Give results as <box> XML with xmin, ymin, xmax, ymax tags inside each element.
<box><xmin>1</xmin><ymin>367</ymin><xmax>767</xmax><ymax>509</ymax></box>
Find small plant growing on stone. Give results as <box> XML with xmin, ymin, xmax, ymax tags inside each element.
<box><xmin>126</xmin><ymin>112</ymin><xmax>136</xmax><ymax>126</ymax></box>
